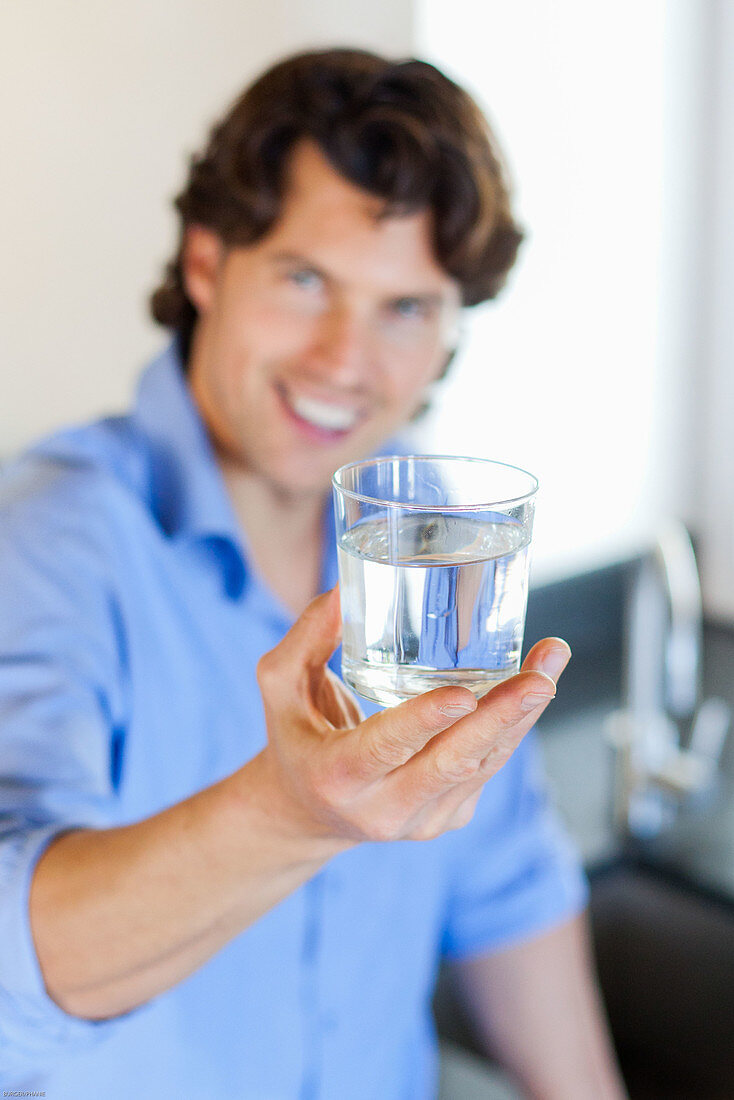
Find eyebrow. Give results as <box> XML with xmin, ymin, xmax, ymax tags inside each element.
<box><xmin>270</xmin><ymin>250</ymin><xmax>329</xmax><ymax>274</ymax></box>
<box><xmin>269</xmin><ymin>251</ymin><xmax>448</xmax><ymax>306</ymax></box>
<box><xmin>271</xmin><ymin>250</ymin><xmax>326</xmax><ymax>270</ymax></box>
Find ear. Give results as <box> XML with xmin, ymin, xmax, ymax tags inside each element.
<box><xmin>182</xmin><ymin>225</ymin><xmax>225</xmax><ymax>315</ymax></box>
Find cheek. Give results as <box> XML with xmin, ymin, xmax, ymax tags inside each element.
<box><xmin>207</xmin><ymin>321</ymin><xmax>314</xmax><ymax>416</ymax></box>
<box><xmin>381</xmin><ymin>356</ymin><xmax>444</xmax><ymax>413</ymax></box>
<box><xmin>232</xmin><ymin>297</ymin><xmax>320</xmax><ymax>363</ymax></box>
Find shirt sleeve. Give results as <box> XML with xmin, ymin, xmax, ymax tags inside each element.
<box><xmin>440</xmin><ymin>730</ymin><xmax>589</xmax><ymax>959</ymax></box>
<box><xmin>0</xmin><ymin>461</ymin><xmax>136</xmax><ymax>1082</ymax></box>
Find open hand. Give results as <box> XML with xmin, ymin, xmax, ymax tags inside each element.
<box><xmin>255</xmin><ymin>587</ymin><xmax>570</xmax><ymax>847</ymax></box>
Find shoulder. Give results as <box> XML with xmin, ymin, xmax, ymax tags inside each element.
<box><xmin>2</xmin><ymin>416</ymin><xmax>151</xmax><ymax>519</ymax></box>
<box><xmin>0</xmin><ymin>417</ymin><xmax>154</xmax><ymax>573</ymax></box>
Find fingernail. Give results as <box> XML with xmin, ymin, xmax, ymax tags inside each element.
<box><xmin>539</xmin><ymin>644</ymin><xmax>572</xmax><ymax>681</ymax></box>
<box><xmin>440</xmin><ymin>702</ymin><xmax>477</xmax><ymax>718</ymax></box>
<box><xmin>521</xmin><ymin>691</ymin><xmax>555</xmax><ymax>711</ymax></box>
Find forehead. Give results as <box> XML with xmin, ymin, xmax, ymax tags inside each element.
<box><xmin>260</xmin><ymin>140</ymin><xmax>456</xmax><ymax>295</ymax></box>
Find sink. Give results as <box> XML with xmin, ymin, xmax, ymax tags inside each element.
<box><xmin>433</xmin><ymin>859</ymin><xmax>734</xmax><ymax>1099</ymax></box>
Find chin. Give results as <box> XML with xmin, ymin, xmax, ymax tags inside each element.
<box><xmin>266</xmin><ymin>460</ymin><xmax>336</xmax><ymax>501</ymax></box>
<box><xmin>263</xmin><ymin>422</ymin><xmax>397</xmax><ymax>498</ymax></box>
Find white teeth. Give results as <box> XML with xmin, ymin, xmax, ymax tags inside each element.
<box><xmin>287</xmin><ymin>392</ymin><xmax>360</xmax><ymax>432</ymax></box>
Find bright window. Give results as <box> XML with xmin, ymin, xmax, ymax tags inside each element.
<box><xmin>415</xmin><ymin>1</ymin><xmax>699</xmax><ymax>585</ymax></box>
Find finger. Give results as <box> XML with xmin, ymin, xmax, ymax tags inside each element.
<box><xmin>396</xmin><ymin>669</ymin><xmax>557</xmax><ymax>799</ymax></box>
<box><xmin>351</xmin><ymin>685</ymin><xmax>479</xmax><ymax>783</ymax></box>
<box><xmin>406</xmin><ymin>774</ymin><xmax>485</xmax><ymax>840</ymax></box>
<box><xmin>258</xmin><ymin>587</ymin><xmax>342</xmax><ymax>693</ymax></box>
<box><xmin>314</xmin><ymin>667</ymin><xmax>365</xmax><ymax>730</ymax></box>
<box><xmin>444</xmin><ymin>784</ymin><xmax>484</xmax><ymax>832</ymax></box>
<box><xmin>521</xmin><ymin>637</ymin><xmax>572</xmax><ymax>683</ymax></box>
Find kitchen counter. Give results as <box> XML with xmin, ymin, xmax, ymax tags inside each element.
<box><xmin>536</xmin><ymin>623</ymin><xmax>734</xmax><ymax>905</ymax></box>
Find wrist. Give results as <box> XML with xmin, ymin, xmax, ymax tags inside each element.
<box><xmin>223</xmin><ymin>749</ymin><xmax>356</xmax><ymax>869</ymax></box>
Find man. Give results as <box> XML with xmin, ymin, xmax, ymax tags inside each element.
<box><xmin>0</xmin><ymin>49</ymin><xmax>626</xmax><ymax>1098</ymax></box>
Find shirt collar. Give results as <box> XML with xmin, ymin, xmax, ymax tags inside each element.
<box><xmin>131</xmin><ymin>341</ymin><xmax>409</xmax><ymax>605</ymax></box>
<box><xmin>132</xmin><ymin>342</ymin><xmax>247</xmax><ymax>568</ymax></box>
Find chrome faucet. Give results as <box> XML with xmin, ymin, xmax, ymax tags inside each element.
<box><xmin>606</xmin><ymin>521</ymin><xmax>730</xmax><ymax>839</ymax></box>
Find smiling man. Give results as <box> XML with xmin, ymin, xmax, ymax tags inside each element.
<box><xmin>0</xmin><ymin>50</ymin><xmax>626</xmax><ymax>1099</ymax></box>
<box><xmin>181</xmin><ymin>139</ymin><xmax>463</xmax><ymax>615</ymax></box>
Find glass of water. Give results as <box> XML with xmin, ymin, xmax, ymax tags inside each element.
<box><xmin>332</xmin><ymin>455</ymin><xmax>538</xmax><ymax>707</ymax></box>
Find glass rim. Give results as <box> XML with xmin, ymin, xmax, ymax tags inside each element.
<box><xmin>332</xmin><ymin>454</ymin><xmax>539</xmax><ymax>512</ymax></box>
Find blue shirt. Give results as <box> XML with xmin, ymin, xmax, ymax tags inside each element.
<box><xmin>0</xmin><ymin>343</ymin><xmax>587</xmax><ymax>1098</ymax></box>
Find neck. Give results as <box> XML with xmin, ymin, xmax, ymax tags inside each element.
<box><xmin>230</xmin><ymin>470</ymin><xmax>326</xmax><ymax>553</ymax></box>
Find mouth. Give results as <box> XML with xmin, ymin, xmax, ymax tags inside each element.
<box><xmin>276</xmin><ymin>383</ymin><xmax>366</xmax><ymax>442</ymax></box>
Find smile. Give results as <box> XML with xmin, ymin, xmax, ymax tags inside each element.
<box><xmin>277</xmin><ymin>384</ymin><xmax>365</xmax><ymax>439</ymax></box>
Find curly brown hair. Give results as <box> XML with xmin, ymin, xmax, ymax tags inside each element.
<box><xmin>150</xmin><ymin>47</ymin><xmax>523</xmax><ymax>362</ymax></box>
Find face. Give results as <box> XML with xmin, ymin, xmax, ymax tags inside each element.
<box><xmin>185</xmin><ymin>140</ymin><xmax>461</xmax><ymax>500</ymax></box>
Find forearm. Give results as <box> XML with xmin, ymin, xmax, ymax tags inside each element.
<box><xmin>454</xmin><ymin>912</ymin><xmax>627</xmax><ymax>1100</ymax></box>
<box><xmin>27</xmin><ymin>606</ymin><xmax>571</xmax><ymax>1026</ymax></box>
<box><xmin>29</xmin><ymin>750</ymin><xmax>347</xmax><ymax>1021</ymax></box>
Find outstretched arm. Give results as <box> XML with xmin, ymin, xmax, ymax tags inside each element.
<box><xmin>30</xmin><ymin>587</ymin><xmax>569</xmax><ymax>1021</ymax></box>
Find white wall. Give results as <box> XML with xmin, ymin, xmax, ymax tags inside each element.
<box><xmin>0</xmin><ymin>0</ymin><xmax>413</xmax><ymax>454</ymax></box>
<box><xmin>4</xmin><ymin>1</ymin><xmax>730</xmax><ymax>618</ymax></box>
<box><xmin>697</xmin><ymin>0</ymin><xmax>734</xmax><ymax>622</ymax></box>
<box><xmin>414</xmin><ymin>0</ymin><xmax>706</xmax><ymax>587</ymax></box>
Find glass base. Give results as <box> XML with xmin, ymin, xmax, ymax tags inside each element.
<box><xmin>342</xmin><ymin>657</ymin><xmax>519</xmax><ymax>708</ymax></box>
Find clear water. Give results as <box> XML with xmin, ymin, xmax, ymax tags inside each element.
<box><xmin>338</xmin><ymin>512</ymin><xmax>531</xmax><ymax>706</ymax></box>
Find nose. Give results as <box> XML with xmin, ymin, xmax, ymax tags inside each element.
<box><xmin>307</xmin><ymin>304</ymin><xmax>371</xmax><ymax>384</ymax></box>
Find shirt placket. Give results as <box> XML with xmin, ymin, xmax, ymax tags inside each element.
<box><xmin>299</xmin><ymin>866</ymin><xmax>335</xmax><ymax>1100</ymax></box>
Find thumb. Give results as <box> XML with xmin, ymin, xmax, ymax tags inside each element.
<box><xmin>270</xmin><ymin>585</ymin><xmax>343</xmax><ymax>675</ymax></box>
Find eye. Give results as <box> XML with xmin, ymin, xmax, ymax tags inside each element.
<box><xmin>390</xmin><ymin>297</ymin><xmax>429</xmax><ymax>320</ymax></box>
<box><xmin>287</xmin><ymin>267</ymin><xmax>323</xmax><ymax>291</ymax></box>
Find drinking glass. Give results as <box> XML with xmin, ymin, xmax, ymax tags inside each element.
<box><xmin>332</xmin><ymin>455</ymin><xmax>538</xmax><ymax>707</ymax></box>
